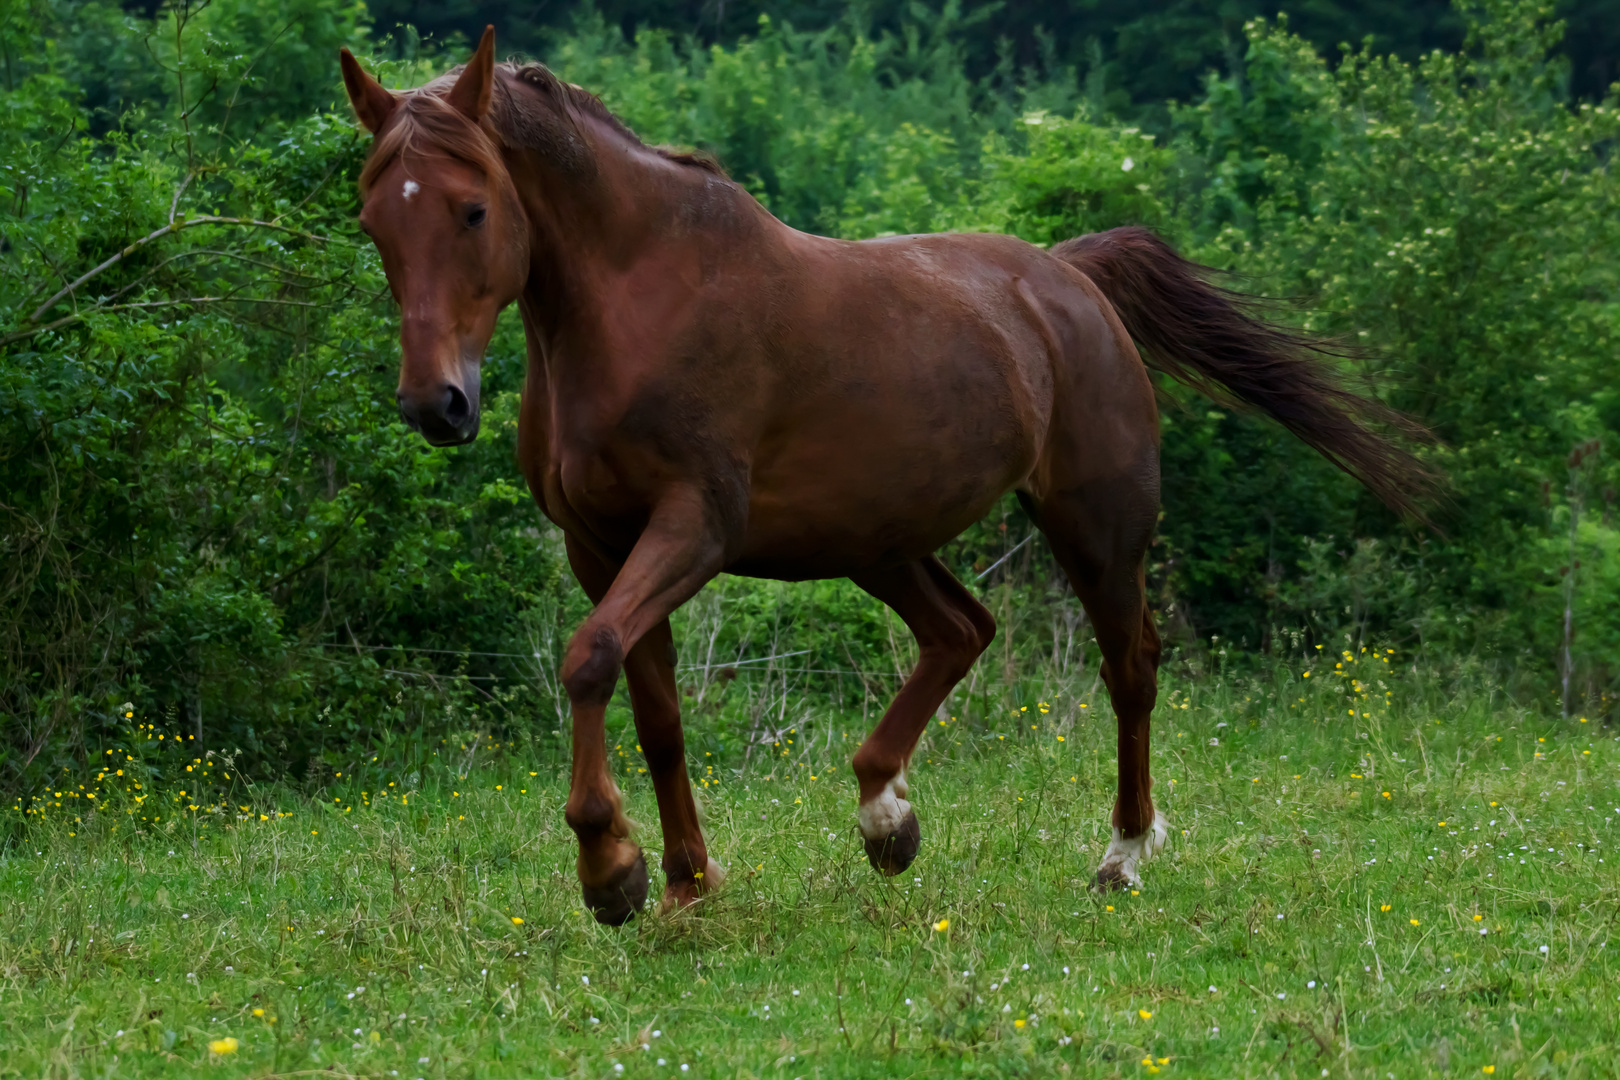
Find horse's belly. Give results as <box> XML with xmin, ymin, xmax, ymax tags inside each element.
<box><xmin>728</xmin><ymin>504</ymin><xmax>996</xmax><ymax>580</ymax></box>
<box><xmin>728</xmin><ymin>432</ymin><xmax>1029</xmax><ymax>579</ymax></box>
<box><xmin>730</xmin><ymin>348</ymin><xmax>1047</xmax><ymax>576</ymax></box>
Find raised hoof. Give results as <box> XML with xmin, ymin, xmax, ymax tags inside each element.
<box><xmin>581</xmin><ymin>850</ymin><xmax>649</xmax><ymax>926</ymax></box>
<box><xmin>863</xmin><ymin>809</ymin><xmax>922</xmax><ymax>876</ymax></box>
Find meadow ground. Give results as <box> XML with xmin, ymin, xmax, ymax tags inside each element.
<box><xmin>4</xmin><ymin>654</ymin><xmax>1618</xmax><ymax>1079</ymax></box>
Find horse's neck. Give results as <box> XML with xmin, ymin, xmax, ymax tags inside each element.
<box><xmin>513</xmin><ymin>119</ymin><xmax>769</xmax><ymax>350</ymax></box>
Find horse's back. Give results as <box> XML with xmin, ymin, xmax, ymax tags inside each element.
<box><xmin>798</xmin><ymin>229</ymin><xmax>1156</xmax><ymax>483</ymax></box>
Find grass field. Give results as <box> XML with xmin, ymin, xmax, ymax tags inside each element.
<box><xmin>4</xmin><ymin>654</ymin><xmax>1618</xmax><ymax>1079</ymax></box>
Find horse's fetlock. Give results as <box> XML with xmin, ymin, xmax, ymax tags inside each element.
<box><xmin>564</xmin><ymin>790</ymin><xmax>620</xmax><ymax>838</ymax></box>
<box><xmin>661</xmin><ymin>842</ymin><xmax>707</xmax><ymax>881</ymax></box>
<box><xmin>850</xmin><ymin>745</ymin><xmax>897</xmax><ymax>789</ymax></box>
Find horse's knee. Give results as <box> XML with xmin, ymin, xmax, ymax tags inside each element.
<box><xmin>1097</xmin><ymin>620</ymin><xmax>1160</xmax><ymax>708</ymax></box>
<box><xmin>1121</xmin><ymin>659</ymin><xmax>1158</xmax><ymax>714</ymax></box>
<box><xmin>562</xmin><ymin>624</ymin><xmax>624</xmax><ymax>705</ymax></box>
<box><xmin>1138</xmin><ymin>609</ymin><xmax>1163</xmax><ymax>668</ymax></box>
<box><xmin>1127</xmin><ymin>637</ymin><xmax>1161</xmax><ymax>709</ymax></box>
<box><xmin>921</xmin><ymin>643</ymin><xmax>974</xmax><ymax>686</ymax></box>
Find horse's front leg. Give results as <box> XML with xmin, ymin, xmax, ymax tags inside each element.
<box><xmin>566</xmin><ymin>536</ymin><xmax>722</xmax><ymax>916</ymax></box>
<box><xmin>559</xmin><ymin>503</ymin><xmax>724</xmax><ymax>925</ymax></box>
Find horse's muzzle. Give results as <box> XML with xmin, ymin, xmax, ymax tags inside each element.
<box><xmin>397</xmin><ymin>382</ymin><xmax>479</xmax><ymax>445</ymax></box>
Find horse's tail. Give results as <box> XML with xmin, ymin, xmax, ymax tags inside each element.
<box><xmin>1052</xmin><ymin>226</ymin><xmax>1437</xmax><ymax>524</ymax></box>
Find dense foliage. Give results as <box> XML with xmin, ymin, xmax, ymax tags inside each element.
<box><xmin>1</xmin><ymin>0</ymin><xmax>1615</xmax><ymax>797</ymax></box>
<box><xmin>358</xmin><ymin>0</ymin><xmax>1620</xmax><ymax>117</ymax></box>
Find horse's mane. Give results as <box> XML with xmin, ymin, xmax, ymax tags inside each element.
<box><xmin>508</xmin><ymin>63</ymin><xmax>725</xmax><ymax>175</ymax></box>
<box><xmin>358</xmin><ymin>61</ymin><xmax>724</xmax><ymax>196</ymax></box>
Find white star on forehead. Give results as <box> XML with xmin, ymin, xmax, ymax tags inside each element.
<box><xmin>402</xmin><ymin>179</ymin><xmax>420</xmax><ymax>200</ymax></box>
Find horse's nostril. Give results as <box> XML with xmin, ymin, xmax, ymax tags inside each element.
<box><xmin>442</xmin><ymin>383</ymin><xmax>471</xmax><ymax>427</ymax></box>
<box><xmin>397</xmin><ymin>383</ymin><xmax>474</xmax><ymax>442</ymax></box>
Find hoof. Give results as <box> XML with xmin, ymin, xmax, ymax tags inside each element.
<box><xmin>1093</xmin><ymin>861</ymin><xmax>1139</xmax><ymax>891</ymax></box>
<box><xmin>1092</xmin><ymin>810</ymin><xmax>1168</xmax><ymax>891</ymax></box>
<box><xmin>582</xmin><ymin>850</ymin><xmax>649</xmax><ymax>926</ymax></box>
<box><xmin>864</xmin><ymin>809</ymin><xmax>922</xmax><ymax>876</ymax></box>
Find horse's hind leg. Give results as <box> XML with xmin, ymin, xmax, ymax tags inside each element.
<box><xmin>1026</xmin><ymin>459</ymin><xmax>1167</xmax><ymax>889</ymax></box>
<box><xmin>849</xmin><ymin>556</ymin><xmax>995</xmax><ymax>875</ymax></box>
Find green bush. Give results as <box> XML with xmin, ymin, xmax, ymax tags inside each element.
<box><xmin>1172</xmin><ymin>1</ymin><xmax>1619</xmax><ymax>670</ymax></box>
<box><xmin>0</xmin><ymin>3</ymin><xmax>580</xmax><ymax>792</ymax></box>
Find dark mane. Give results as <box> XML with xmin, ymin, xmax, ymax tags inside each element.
<box><xmin>359</xmin><ymin>60</ymin><xmax>727</xmax><ymax>192</ymax></box>
<box><xmin>503</xmin><ymin>62</ymin><xmax>727</xmax><ymax>176</ymax></box>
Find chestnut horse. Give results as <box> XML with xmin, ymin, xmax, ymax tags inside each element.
<box><xmin>340</xmin><ymin>30</ymin><xmax>1428</xmax><ymax>923</ymax></box>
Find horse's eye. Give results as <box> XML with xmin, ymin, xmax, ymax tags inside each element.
<box><xmin>464</xmin><ymin>205</ymin><xmax>487</xmax><ymax>228</ymax></box>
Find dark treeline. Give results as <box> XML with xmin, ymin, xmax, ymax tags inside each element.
<box><xmin>343</xmin><ymin>0</ymin><xmax>1620</xmax><ymax>113</ymax></box>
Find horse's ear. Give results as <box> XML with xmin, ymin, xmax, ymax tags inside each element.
<box><xmin>340</xmin><ymin>48</ymin><xmax>396</xmax><ymax>135</ymax></box>
<box><xmin>447</xmin><ymin>25</ymin><xmax>496</xmax><ymax>122</ymax></box>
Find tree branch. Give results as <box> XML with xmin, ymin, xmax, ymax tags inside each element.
<box><xmin>24</xmin><ymin>216</ymin><xmax>349</xmax><ymax>326</ymax></box>
<box><xmin>2</xmin><ymin>295</ymin><xmax>325</xmax><ymax>347</ymax></box>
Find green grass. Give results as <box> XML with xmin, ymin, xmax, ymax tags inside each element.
<box><xmin>4</xmin><ymin>657</ymin><xmax>1618</xmax><ymax>1079</ymax></box>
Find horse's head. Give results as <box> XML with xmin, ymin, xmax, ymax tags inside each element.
<box><xmin>341</xmin><ymin>28</ymin><xmax>528</xmax><ymax>446</ymax></box>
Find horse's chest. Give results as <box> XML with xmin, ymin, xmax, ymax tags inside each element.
<box><xmin>536</xmin><ymin>449</ymin><xmax>649</xmax><ymax>552</ymax></box>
